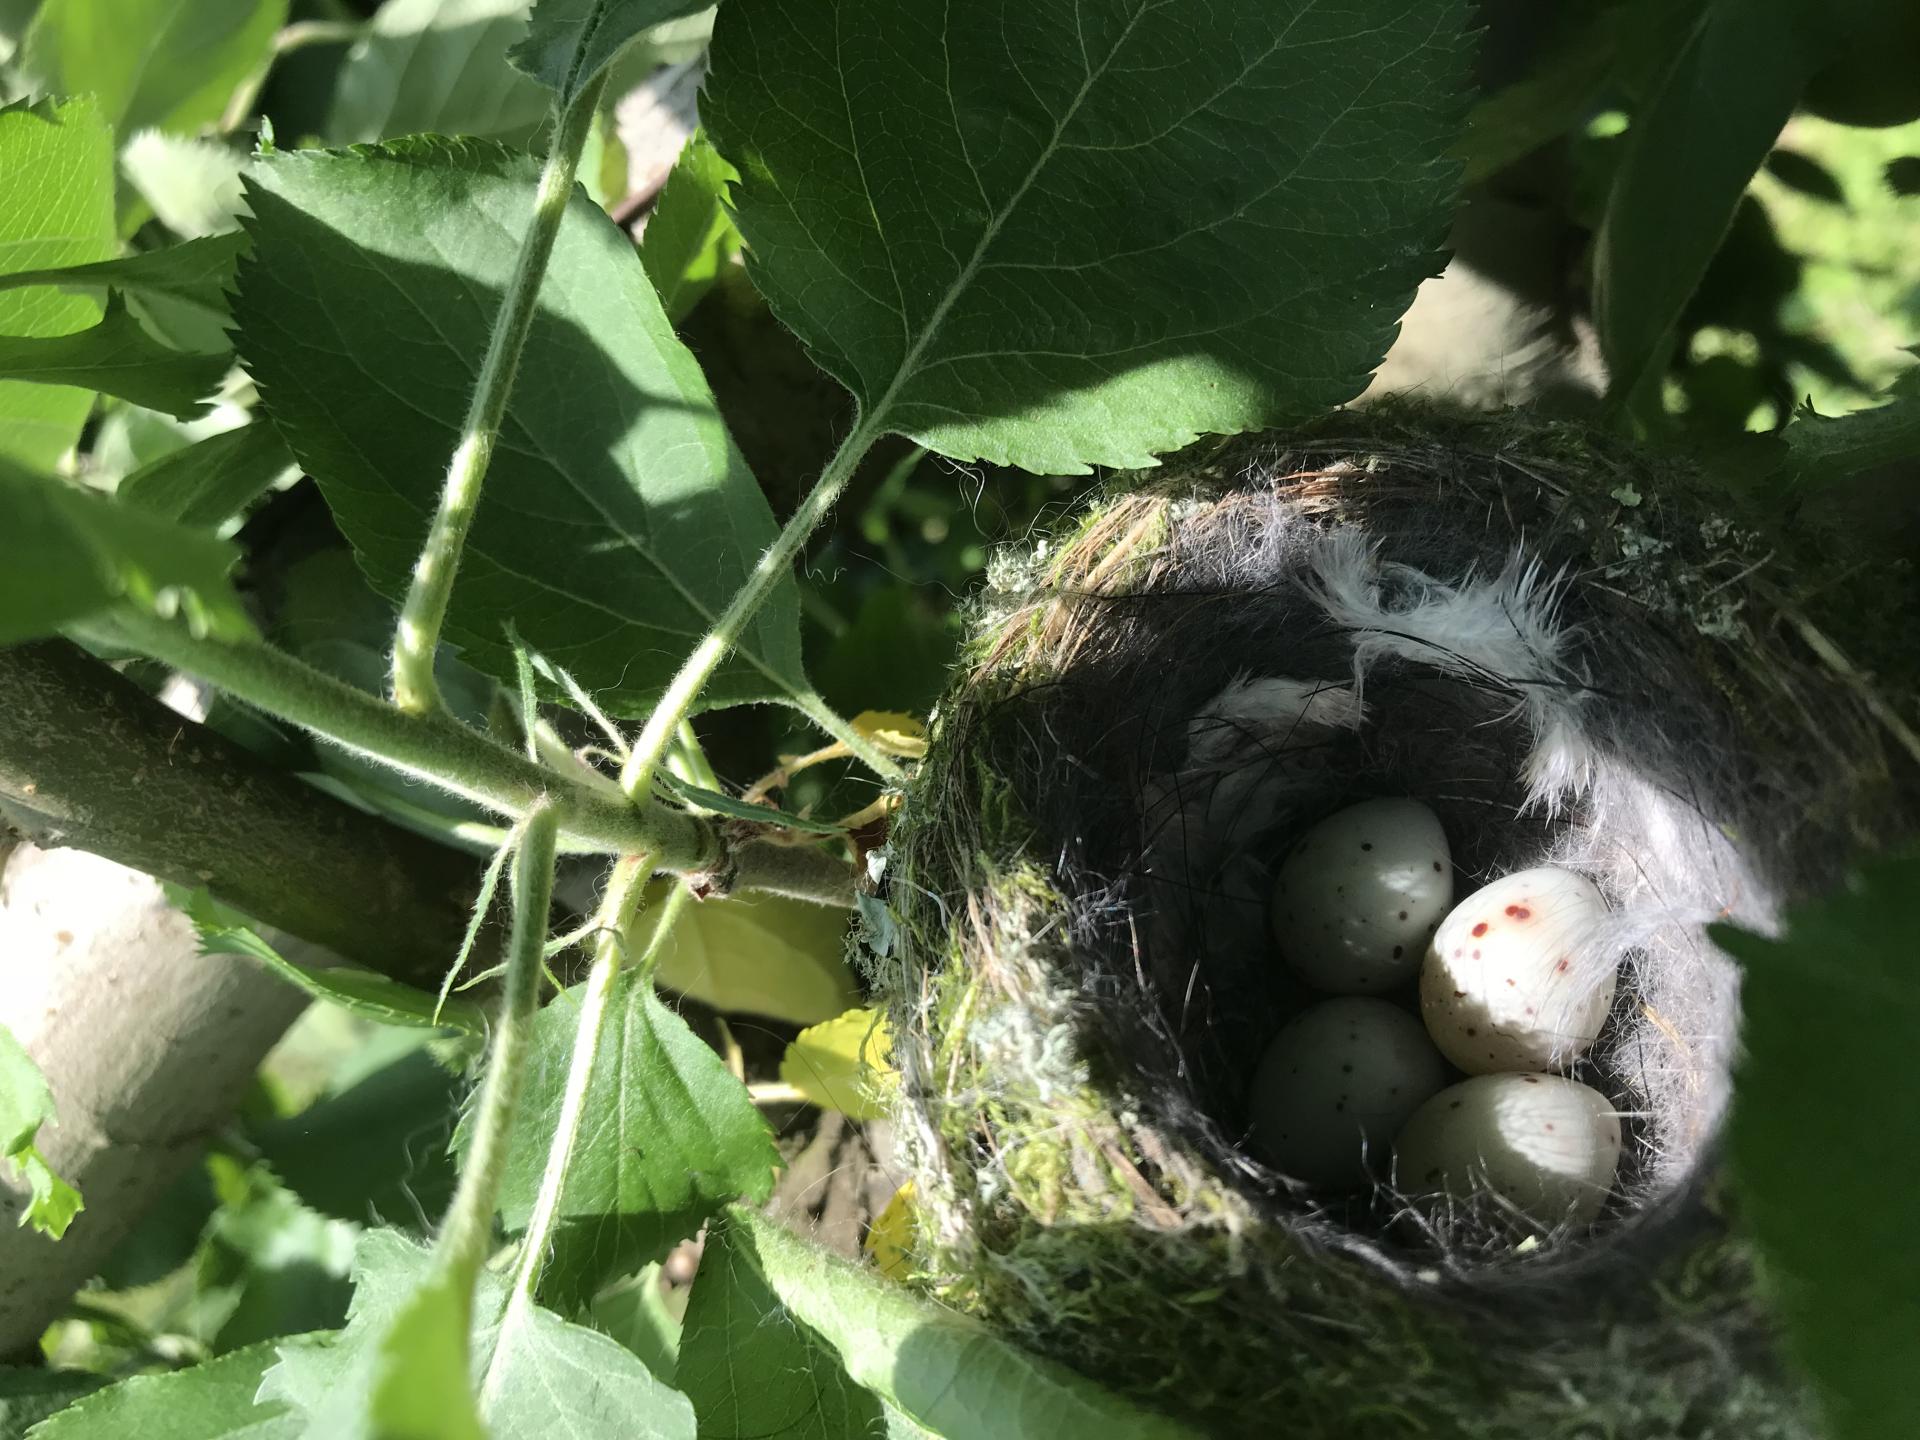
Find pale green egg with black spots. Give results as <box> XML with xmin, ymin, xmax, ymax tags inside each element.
<box><xmin>1393</xmin><ymin>1073</ymin><xmax>1622</xmax><ymax>1227</ymax></box>
<box><xmin>1247</xmin><ymin>997</ymin><xmax>1448</xmax><ymax>1189</ymax></box>
<box><xmin>1271</xmin><ymin>798</ymin><xmax>1453</xmax><ymax>993</ymax></box>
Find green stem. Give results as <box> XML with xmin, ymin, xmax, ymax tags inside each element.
<box><xmin>390</xmin><ymin>76</ymin><xmax>610</xmax><ymax>715</ymax></box>
<box><xmin>785</xmin><ymin>689</ymin><xmax>909</xmax><ymax>784</ymax></box>
<box><xmin>619</xmin><ymin>417</ymin><xmax>882</xmax><ymax>798</ymax></box>
<box><xmin>480</xmin><ymin>860</ymin><xmax>673</xmax><ymax>1413</ymax></box>
<box><xmin>93</xmin><ymin>611</ymin><xmax>713</xmax><ymax>865</ymax></box>
<box><xmin>435</xmin><ymin>803</ymin><xmax>558</xmax><ymax>1279</ymax></box>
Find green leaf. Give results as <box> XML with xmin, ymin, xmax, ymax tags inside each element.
<box><xmin>703</xmin><ymin>0</ymin><xmax>1471</xmax><ymax>474</ymax></box>
<box><xmin>638</xmin><ymin>131</ymin><xmax>739</xmax><ymax>323</ymax></box>
<box><xmin>182</xmin><ymin>889</ymin><xmax>489</xmax><ymax>1036</ymax></box>
<box><xmin>1592</xmin><ymin>0</ymin><xmax>1828</xmax><ymax>408</ymax></box>
<box><xmin>1777</xmin><ymin>364</ymin><xmax>1920</xmax><ymax>489</ymax></box>
<box><xmin>1454</xmin><ymin>7</ymin><xmax>1621</xmax><ymax>185</ymax></box>
<box><xmin>19</xmin><ymin>0</ymin><xmax>285</xmax><ymax>138</ymax></box>
<box><xmin>655</xmin><ymin>769</ymin><xmax>846</xmax><ymax>836</ymax></box>
<box><xmin>511</xmin><ymin>0</ymin><xmax>714</xmax><ymax>108</ymax></box>
<box><xmin>0</xmin><ymin>296</ymin><xmax>225</xmax><ymax>418</ymax></box>
<box><xmin>480</xmin><ymin>1301</ymin><xmax>697</xmax><ymax>1440</ymax></box>
<box><xmin>1</xmin><ymin>1368</ymin><xmax>105</xmax><ymax>1438</ymax></box>
<box><xmin>0</xmin><ymin>466</ymin><xmax>251</xmax><ymax>646</ymax></box>
<box><xmin>1713</xmin><ymin>855</ymin><xmax>1920</xmax><ymax>1440</ymax></box>
<box><xmin>24</xmin><ymin>1342</ymin><xmax>298</xmax><ymax>1439</ymax></box>
<box><xmin>0</xmin><ymin>96</ymin><xmax>115</xmax><ymax>475</ymax></box>
<box><xmin>0</xmin><ymin>233</ymin><xmax>245</xmax><ymax>320</ymax></box>
<box><xmin>325</xmin><ymin>0</ymin><xmax>552</xmax><ymax>145</ymax></box>
<box><xmin>233</xmin><ymin>137</ymin><xmax>806</xmax><ymax>716</ymax></box>
<box><xmin>368</xmin><ymin>1271</ymin><xmax>486</xmax><ymax>1440</ymax></box>
<box><xmin>703</xmin><ymin>1211</ymin><xmax>1202</xmax><ymax>1440</ymax></box>
<box><xmin>117</xmin><ymin>422</ymin><xmax>296</xmax><ymax>530</ymax></box>
<box><xmin>587</xmin><ymin>1266</ymin><xmax>681</xmax><ymax>1378</ymax></box>
<box><xmin>677</xmin><ymin>1217</ymin><xmax>885</xmax><ymax>1440</ymax></box>
<box><xmin>261</xmin><ymin>1229</ymin><xmax>695</xmax><ymax>1440</ymax></box>
<box><xmin>642</xmin><ymin>884</ymin><xmax>860</xmax><ymax>1025</ymax></box>
<box><xmin>0</xmin><ymin>1022</ymin><xmax>82</xmax><ymax>1240</ymax></box>
<box><xmin>252</xmin><ymin>1046</ymin><xmax>464</xmax><ymax>1228</ymax></box>
<box><xmin>473</xmin><ymin>973</ymin><xmax>778</xmax><ymax>1307</ymax></box>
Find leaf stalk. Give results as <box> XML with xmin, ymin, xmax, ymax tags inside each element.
<box><xmin>390</xmin><ymin>75</ymin><xmax>611</xmax><ymax>715</ymax></box>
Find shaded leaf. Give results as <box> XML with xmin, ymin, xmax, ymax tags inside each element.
<box><xmin>779</xmin><ymin>1008</ymin><xmax>895</xmax><ymax>1122</ymax></box>
<box><xmin>704</xmin><ymin>0</ymin><xmax>1471</xmax><ymax>473</ymax></box>
<box><xmin>587</xmin><ymin>1266</ymin><xmax>681</xmax><ymax>1379</ymax></box>
<box><xmin>117</xmin><ymin>421</ymin><xmax>296</xmax><ymax>530</ymax></box>
<box><xmin>0</xmin><ymin>96</ymin><xmax>115</xmax><ymax>475</ymax></box>
<box><xmin>655</xmin><ymin>769</ymin><xmax>846</xmax><ymax>835</ymax></box>
<box><xmin>0</xmin><ymin>1022</ymin><xmax>81</xmax><ymax>1239</ymax></box>
<box><xmin>234</xmin><ymin>137</ymin><xmax>806</xmax><ymax>716</ymax></box>
<box><xmin>0</xmin><ymin>467</ymin><xmax>251</xmax><ymax>645</ymax></box>
<box><xmin>0</xmin><ymin>1368</ymin><xmax>105</xmax><ymax>1438</ymax></box>
<box><xmin>511</xmin><ymin>0</ymin><xmax>713</xmax><ymax>107</ymax></box>
<box><xmin>326</xmin><ymin>0</ymin><xmax>551</xmax><ymax>145</ymax></box>
<box><xmin>183</xmin><ymin>889</ymin><xmax>489</xmax><ymax>1036</ymax></box>
<box><xmin>0</xmin><ymin>296</ymin><xmax>225</xmax><ymax>418</ymax></box>
<box><xmin>24</xmin><ymin>1340</ymin><xmax>296</xmax><ymax>1439</ymax></box>
<box><xmin>368</xmin><ymin>1271</ymin><xmax>485</xmax><ymax>1440</ymax></box>
<box><xmin>1713</xmin><ymin>855</ymin><xmax>1920</xmax><ymax>1440</ymax></box>
<box><xmin>642</xmin><ymin>884</ymin><xmax>860</xmax><ymax>1024</ymax></box>
<box><xmin>1778</xmin><ymin>363</ymin><xmax>1920</xmax><ymax>487</ymax></box>
<box><xmin>678</xmin><ymin>1218</ymin><xmax>884</xmax><ymax>1439</ymax></box>
<box><xmin>1454</xmin><ymin>7</ymin><xmax>1620</xmax><ymax>184</ymax></box>
<box><xmin>19</xmin><ymin>0</ymin><xmax>284</xmax><ymax>138</ymax></box>
<box><xmin>0</xmin><ymin>232</ymin><xmax>243</xmax><ymax>321</ymax></box>
<box><xmin>473</xmin><ymin>973</ymin><xmax>778</xmax><ymax>1307</ymax></box>
<box><xmin>639</xmin><ymin>131</ymin><xmax>739</xmax><ymax>323</ymax></box>
<box><xmin>480</xmin><ymin>1301</ymin><xmax>697</xmax><ymax>1440</ymax></box>
<box><xmin>709</xmin><ymin>1211</ymin><xmax>1201</xmax><ymax>1439</ymax></box>
<box><xmin>252</xmin><ymin>1045</ymin><xmax>465</xmax><ymax>1229</ymax></box>
<box><xmin>1592</xmin><ymin>0</ymin><xmax>1827</xmax><ymax>408</ymax></box>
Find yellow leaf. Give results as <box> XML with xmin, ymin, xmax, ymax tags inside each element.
<box><xmin>864</xmin><ymin>1180</ymin><xmax>917</xmax><ymax>1281</ymax></box>
<box><xmin>644</xmin><ymin>885</ymin><xmax>860</xmax><ymax>1025</ymax></box>
<box><xmin>851</xmin><ymin>710</ymin><xmax>928</xmax><ymax>760</ymax></box>
<box><xmin>779</xmin><ymin>1007</ymin><xmax>895</xmax><ymax>1121</ymax></box>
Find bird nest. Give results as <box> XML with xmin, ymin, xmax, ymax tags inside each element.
<box><xmin>861</xmin><ymin>406</ymin><xmax>1918</xmax><ymax>1437</ymax></box>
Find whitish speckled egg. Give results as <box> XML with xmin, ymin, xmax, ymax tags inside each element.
<box><xmin>1392</xmin><ymin>1073</ymin><xmax>1622</xmax><ymax>1227</ymax></box>
<box><xmin>1270</xmin><ymin>799</ymin><xmax>1453</xmax><ymax>993</ymax></box>
<box><xmin>1419</xmin><ymin>866</ymin><xmax>1614</xmax><ymax>1074</ymax></box>
<box><xmin>1247</xmin><ymin>998</ymin><xmax>1448</xmax><ymax>1189</ymax></box>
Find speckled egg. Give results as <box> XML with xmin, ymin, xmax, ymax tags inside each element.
<box><xmin>1419</xmin><ymin>866</ymin><xmax>1614</xmax><ymax>1074</ymax></box>
<box><xmin>1247</xmin><ymin>997</ymin><xmax>1449</xmax><ymax>1189</ymax></box>
<box><xmin>1392</xmin><ymin>1073</ymin><xmax>1622</xmax><ymax>1228</ymax></box>
<box><xmin>1270</xmin><ymin>798</ymin><xmax>1453</xmax><ymax>993</ymax></box>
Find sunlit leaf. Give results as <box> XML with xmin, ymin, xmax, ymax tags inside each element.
<box><xmin>779</xmin><ymin>1007</ymin><xmax>895</xmax><ymax>1122</ymax></box>
<box><xmin>704</xmin><ymin>0</ymin><xmax>1472</xmax><ymax>473</ymax></box>
<box><xmin>511</xmin><ymin>0</ymin><xmax>713</xmax><ymax>108</ymax></box>
<box><xmin>639</xmin><ymin>131</ymin><xmax>739</xmax><ymax>323</ymax></box>
<box><xmin>325</xmin><ymin>0</ymin><xmax>551</xmax><ymax>145</ymax></box>
<box><xmin>234</xmin><ymin>136</ymin><xmax>806</xmax><ymax>715</ymax></box>
<box><xmin>0</xmin><ymin>1022</ymin><xmax>82</xmax><ymax>1239</ymax></box>
<box><xmin>26</xmin><ymin>1341</ymin><xmax>297</xmax><ymax>1439</ymax></box>
<box><xmin>641</xmin><ymin>884</ymin><xmax>860</xmax><ymax>1025</ymax></box>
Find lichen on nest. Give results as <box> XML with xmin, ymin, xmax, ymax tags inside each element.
<box><xmin>860</xmin><ymin>407</ymin><xmax>1918</xmax><ymax>1437</ymax></box>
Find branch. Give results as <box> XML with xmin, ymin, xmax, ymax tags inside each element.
<box><xmin>0</xmin><ymin>640</ymin><xmax>483</xmax><ymax>987</ymax></box>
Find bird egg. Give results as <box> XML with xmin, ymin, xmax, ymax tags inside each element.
<box><xmin>1270</xmin><ymin>798</ymin><xmax>1453</xmax><ymax>993</ymax></box>
<box><xmin>1247</xmin><ymin>997</ymin><xmax>1448</xmax><ymax>1189</ymax></box>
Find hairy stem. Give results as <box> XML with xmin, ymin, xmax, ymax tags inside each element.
<box><xmin>92</xmin><ymin>611</ymin><xmax>713</xmax><ymax>865</ymax></box>
<box><xmin>785</xmin><ymin>689</ymin><xmax>909</xmax><ymax>784</ymax></box>
<box><xmin>390</xmin><ymin>77</ymin><xmax>610</xmax><ymax>715</ymax></box>
<box><xmin>435</xmin><ymin>804</ymin><xmax>558</xmax><ymax>1280</ymax></box>
<box><xmin>619</xmin><ymin>418</ymin><xmax>881</xmax><ymax>798</ymax></box>
<box><xmin>480</xmin><ymin>860</ymin><xmax>671</xmax><ymax>1412</ymax></box>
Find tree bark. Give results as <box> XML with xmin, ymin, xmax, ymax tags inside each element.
<box><xmin>0</xmin><ymin>846</ymin><xmax>310</xmax><ymax>1357</ymax></box>
<box><xmin>0</xmin><ymin>639</ymin><xmax>487</xmax><ymax>988</ymax></box>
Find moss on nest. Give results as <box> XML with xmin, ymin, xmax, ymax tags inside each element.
<box><xmin>862</xmin><ymin>407</ymin><xmax>1918</xmax><ymax>1437</ymax></box>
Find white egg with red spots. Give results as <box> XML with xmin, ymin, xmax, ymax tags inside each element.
<box><xmin>1270</xmin><ymin>798</ymin><xmax>1453</xmax><ymax>994</ymax></box>
<box><xmin>1247</xmin><ymin>997</ymin><xmax>1448</xmax><ymax>1189</ymax></box>
<box><xmin>1392</xmin><ymin>1073</ymin><xmax>1622</xmax><ymax>1228</ymax></box>
<box><xmin>1419</xmin><ymin>866</ymin><xmax>1614</xmax><ymax>1074</ymax></box>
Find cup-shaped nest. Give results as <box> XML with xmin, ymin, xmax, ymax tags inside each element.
<box><xmin>863</xmin><ymin>408</ymin><xmax>1917</xmax><ymax>1438</ymax></box>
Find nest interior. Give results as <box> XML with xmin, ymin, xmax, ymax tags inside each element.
<box><xmin>869</xmin><ymin>410</ymin><xmax>1918</xmax><ymax>1438</ymax></box>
